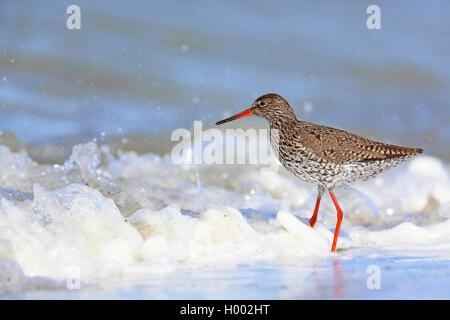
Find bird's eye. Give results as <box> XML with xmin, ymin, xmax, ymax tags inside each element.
<box><xmin>258</xmin><ymin>101</ymin><xmax>267</xmax><ymax>107</ymax></box>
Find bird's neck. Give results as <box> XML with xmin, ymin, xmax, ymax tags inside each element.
<box><xmin>268</xmin><ymin>115</ymin><xmax>298</xmax><ymax>130</ymax></box>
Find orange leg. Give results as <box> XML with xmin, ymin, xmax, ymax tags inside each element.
<box><xmin>329</xmin><ymin>190</ymin><xmax>344</xmax><ymax>252</ymax></box>
<box><xmin>309</xmin><ymin>196</ymin><xmax>321</xmax><ymax>227</ymax></box>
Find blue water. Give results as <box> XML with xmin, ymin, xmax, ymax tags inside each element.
<box><xmin>0</xmin><ymin>1</ymin><xmax>449</xmax><ymax>300</ymax></box>
<box><xmin>0</xmin><ymin>1</ymin><xmax>449</xmax><ymax>157</ymax></box>
<box><xmin>11</xmin><ymin>255</ymin><xmax>450</xmax><ymax>299</ymax></box>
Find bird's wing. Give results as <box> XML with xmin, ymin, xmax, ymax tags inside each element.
<box><xmin>297</xmin><ymin>122</ymin><xmax>423</xmax><ymax>164</ymax></box>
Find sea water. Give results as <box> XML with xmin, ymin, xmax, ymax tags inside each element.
<box><xmin>0</xmin><ymin>140</ymin><xmax>449</xmax><ymax>299</ymax></box>
<box><xmin>0</xmin><ymin>1</ymin><xmax>449</xmax><ymax>299</ymax></box>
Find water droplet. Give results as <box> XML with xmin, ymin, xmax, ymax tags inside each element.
<box><xmin>303</xmin><ymin>101</ymin><xmax>314</xmax><ymax>113</ymax></box>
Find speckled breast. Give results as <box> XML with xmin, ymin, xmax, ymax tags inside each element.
<box><xmin>270</xmin><ymin>129</ymin><xmax>413</xmax><ymax>189</ymax></box>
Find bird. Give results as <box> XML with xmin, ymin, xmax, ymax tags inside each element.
<box><xmin>216</xmin><ymin>93</ymin><xmax>423</xmax><ymax>252</ymax></box>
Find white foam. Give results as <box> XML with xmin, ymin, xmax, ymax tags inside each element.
<box><xmin>0</xmin><ymin>142</ymin><xmax>449</xmax><ymax>293</ymax></box>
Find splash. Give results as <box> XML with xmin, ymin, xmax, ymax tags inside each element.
<box><xmin>0</xmin><ymin>141</ymin><xmax>449</xmax><ymax>296</ymax></box>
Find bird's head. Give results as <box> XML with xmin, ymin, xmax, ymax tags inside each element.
<box><xmin>216</xmin><ymin>93</ymin><xmax>297</xmax><ymax>126</ymax></box>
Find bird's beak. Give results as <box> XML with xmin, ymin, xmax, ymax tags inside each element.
<box><xmin>216</xmin><ymin>107</ymin><xmax>254</xmax><ymax>125</ymax></box>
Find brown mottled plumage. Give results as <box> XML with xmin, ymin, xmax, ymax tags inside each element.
<box><xmin>216</xmin><ymin>93</ymin><xmax>423</xmax><ymax>252</ymax></box>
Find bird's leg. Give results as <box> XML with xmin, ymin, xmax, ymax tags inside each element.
<box><xmin>329</xmin><ymin>190</ymin><xmax>343</xmax><ymax>252</ymax></box>
<box><xmin>309</xmin><ymin>197</ymin><xmax>321</xmax><ymax>227</ymax></box>
<box><xmin>309</xmin><ymin>185</ymin><xmax>325</xmax><ymax>228</ymax></box>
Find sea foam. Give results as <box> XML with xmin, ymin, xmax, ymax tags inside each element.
<box><xmin>0</xmin><ymin>142</ymin><xmax>449</xmax><ymax>294</ymax></box>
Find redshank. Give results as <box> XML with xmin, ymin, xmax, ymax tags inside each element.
<box><xmin>216</xmin><ymin>93</ymin><xmax>423</xmax><ymax>252</ymax></box>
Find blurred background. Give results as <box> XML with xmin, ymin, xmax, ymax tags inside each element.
<box><xmin>1</xmin><ymin>1</ymin><xmax>450</xmax><ymax>300</ymax></box>
<box><xmin>0</xmin><ymin>0</ymin><xmax>449</xmax><ymax>161</ymax></box>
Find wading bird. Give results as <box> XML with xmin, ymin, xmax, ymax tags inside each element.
<box><xmin>216</xmin><ymin>93</ymin><xmax>423</xmax><ymax>252</ymax></box>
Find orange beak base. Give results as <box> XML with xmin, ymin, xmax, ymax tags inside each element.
<box><xmin>216</xmin><ymin>108</ymin><xmax>254</xmax><ymax>125</ymax></box>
